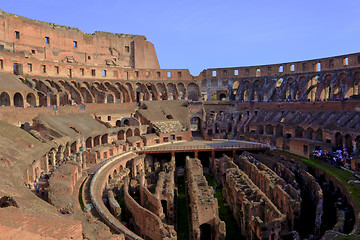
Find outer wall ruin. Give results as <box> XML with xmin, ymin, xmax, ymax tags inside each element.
<box><xmin>0</xmin><ymin>9</ymin><xmax>359</xmax><ymax>240</ymax></box>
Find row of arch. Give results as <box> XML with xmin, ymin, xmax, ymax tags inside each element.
<box><xmin>11</xmin><ymin>77</ymin><xmax>201</xmax><ymax>107</ymax></box>
<box><xmin>0</xmin><ymin>91</ymin><xmax>37</xmax><ymax>107</ymax></box>
<box><xmin>230</xmin><ymin>70</ymin><xmax>360</xmax><ymax>102</ymax></box>
<box><xmin>255</xmin><ymin>124</ymin><xmax>360</xmax><ymax>153</ymax></box>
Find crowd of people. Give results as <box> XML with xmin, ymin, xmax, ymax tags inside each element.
<box><xmin>311</xmin><ymin>148</ymin><xmax>353</xmax><ymax>168</ymax></box>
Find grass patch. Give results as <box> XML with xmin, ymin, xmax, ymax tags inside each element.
<box><xmin>204</xmin><ymin>173</ymin><xmax>243</xmax><ymax>240</ymax></box>
<box><xmin>176</xmin><ymin>176</ymin><xmax>190</xmax><ymax>240</ymax></box>
<box><xmin>78</xmin><ymin>178</ymin><xmax>85</xmax><ymax>211</ymax></box>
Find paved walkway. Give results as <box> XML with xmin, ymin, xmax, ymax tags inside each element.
<box><xmin>137</xmin><ymin>139</ymin><xmax>268</xmax><ymax>153</ymax></box>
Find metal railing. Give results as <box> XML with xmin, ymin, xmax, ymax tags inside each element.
<box><xmin>137</xmin><ymin>143</ymin><xmax>268</xmax><ymax>152</ymax></box>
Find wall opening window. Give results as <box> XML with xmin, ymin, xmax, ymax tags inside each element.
<box><xmin>15</xmin><ymin>31</ymin><xmax>20</xmax><ymax>39</ymax></box>
<box><xmin>73</xmin><ymin>41</ymin><xmax>77</xmax><ymax>48</ymax></box>
<box><xmin>41</xmin><ymin>65</ymin><xmax>46</xmax><ymax>73</ymax></box>
<box><xmin>108</xmin><ymin>116</ymin><xmax>111</xmax><ymax>121</ymax></box>
<box><xmin>316</xmin><ymin>62</ymin><xmax>321</xmax><ymax>72</ymax></box>
<box><xmin>290</xmin><ymin>64</ymin><xmax>295</xmax><ymax>71</ymax></box>
<box><xmin>0</xmin><ymin>59</ymin><xmax>3</xmax><ymax>69</ymax></box>
<box><xmin>157</xmin><ymin>71</ymin><xmax>161</xmax><ymax>77</ymax></box>
<box><xmin>256</xmin><ymin>68</ymin><xmax>261</xmax><ymax>77</ymax></box>
<box><xmin>279</xmin><ymin>65</ymin><xmax>284</xmax><ymax>73</ymax></box>
<box><xmin>13</xmin><ymin>63</ymin><xmax>23</xmax><ymax>75</ymax></box>
<box><xmin>267</xmin><ymin>66</ymin><xmax>271</xmax><ymax>73</ymax></box>
<box><xmin>87</xmin><ymin>56</ymin><xmax>91</xmax><ymax>60</ymax></box>
<box><xmin>146</xmin><ymin>71</ymin><xmax>150</xmax><ymax>77</ymax></box>
<box><xmin>303</xmin><ymin>145</ymin><xmax>308</xmax><ymax>155</ymax></box>
<box><xmin>80</xmin><ymin>68</ymin><xmax>84</xmax><ymax>76</ymax></box>
<box><xmin>177</xmin><ymin>71</ymin><xmax>182</xmax><ymax>77</ymax></box>
<box><xmin>329</xmin><ymin>59</ymin><xmax>334</xmax><ymax>68</ymax></box>
<box><xmin>245</xmin><ymin>68</ymin><xmax>249</xmax><ymax>75</ymax></box>
<box><xmin>125</xmin><ymin>46</ymin><xmax>130</xmax><ymax>52</ymax></box>
<box><xmin>55</xmin><ymin>66</ymin><xmax>59</xmax><ymax>74</ymax></box>
<box><xmin>45</xmin><ymin>37</ymin><xmax>50</xmax><ymax>44</ymax></box>
<box><xmin>31</xmin><ymin>49</ymin><xmax>36</xmax><ymax>54</ymax></box>
<box><xmin>27</xmin><ymin>63</ymin><xmax>32</xmax><ymax>72</ymax></box>
<box><xmin>102</xmin><ymin>70</ymin><xmax>106</xmax><ymax>77</ymax></box>
<box><xmin>212</xmin><ymin>70</ymin><xmax>216</xmax><ymax>77</ymax></box>
<box><xmin>135</xmin><ymin>71</ymin><xmax>139</xmax><ymax>77</ymax></box>
<box><xmin>343</xmin><ymin>57</ymin><xmax>349</xmax><ymax>66</ymax></box>
<box><xmin>167</xmin><ymin>71</ymin><xmax>171</xmax><ymax>77</ymax></box>
<box><xmin>91</xmin><ymin>69</ymin><xmax>96</xmax><ymax>76</ymax></box>
<box><xmin>234</xmin><ymin>69</ymin><xmax>238</xmax><ymax>75</ymax></box>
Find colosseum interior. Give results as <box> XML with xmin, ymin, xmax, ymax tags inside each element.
<box><xmin>0</xmin><ymin>9</ymin><xmax>360</xmax><ymax>240</ymax></box>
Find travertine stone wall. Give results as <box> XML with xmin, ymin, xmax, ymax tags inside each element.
<box><xmin>212</xmin><ymin>155</ymin><xmax>286</xmax><ymax>240</ymax></box>
<box><xmin>185</xmin><ymin>157</ymin><xmax>226</xmax><ymax>240</ymax></box>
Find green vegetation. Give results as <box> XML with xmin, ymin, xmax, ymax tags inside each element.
<box><xmin>275</xmin><ymin>150</ymin><xmax>360</xmax><ymax>235</ymax></box>
<box><xmin>78</xmin><ymin>179</ymin><xmax>85</xmax><ymax>211</ymax></box>
<box><xmin>204</xmin><ymin>173</ymin><xmax>243</xmax><ymax>240</ymax></box>
<box><xmin>176</xmin><ymin>176</ymin><xmax>190</xmax><ymax>240</ymax></box>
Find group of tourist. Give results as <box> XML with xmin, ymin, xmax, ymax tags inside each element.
<box><xmin>59</xmin><ymin>208</ymin><xmax>72</xmax><ymax>214</ymax></box>
<box><xmin>311</xmin><ymin>148</ymin><xmax>353</xmax><ymax>168</ymax></box>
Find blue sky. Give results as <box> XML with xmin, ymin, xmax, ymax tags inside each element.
<box><xmin>2</xmin><ymin>0</ymin><xmax>360</xmax><ymax>75</ymax></box>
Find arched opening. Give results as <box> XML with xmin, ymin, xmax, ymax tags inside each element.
<box><xmin>70</xmin><ymin>141</ymin><xmax>77</xmax><ymax>154</ymax></box>
<box><xmin>167</xmin><ymin>83</ymin><xmax>178</xmax><ymax>100</ymax></box>
<box><xmin>0</xmin><ymin>92</ymin><xmax>10</xmax><ymax>106</ymax></box>
<box><xmin>345</xmin><ymin>134</ymin><xmax>353</xmax><ymax>152</ymax></box>
<box><xmin>275</xmin><ymin>125</ymin><xmax>283</xmax><ymax>137</ymax></box>
<box><xmin>265</xmin><ymin>124</ymin><xmax>274</xmax><ymax>135</ymax></box>
<box><xmin>200</xmin><ymin>223</ymin><xmax>212</xmax><ymax>240</ymax></box>
<box><xmin>94</xmin><ymin>136</ymin><xmax>100</xmax><ymax>146</ymax></box>
<box><xmin>26</xmin><ymin>93</ymin><xmax>36</xmax><ymax>107</ymax></box>
<box><xmin>123</xmin><ymin>119</ymin><xmax>130</xmax><ymax>126</ymax></box>
<box><xmin>335</xmin><ymin>132</ymin><xmax>343</xmax><ymax>149</ymax></box>
<box><xmin>113</xmin><ymin>169</ymin><xmax>117</xmax><ymax>177</ymax></box>
<box><xmin>118</xmin><ymin>130</ymin><xmax>125</xmax><ymax>140</ymax></box>
<box><xmin>257</xmin><ymin>125</ymin><xmax>264</xmax><ymax>134</ymax></box>
<box><xmin>106</xmin><ymin>94</ymin><xmax>114</xmax><ymax>103</ymax></box>
<box><xmin>177</xmin><ymin>83</ymin><xmax>186</xmax><ymax>100</ymax></box>
<box><xmin>315</xmin><ymin>129</ymin><xmax>323</xmax><ymax>142</ymax></box>
<box><xmin>14</xmin><ymin>92</ymin><xmax>24</xmax><ymax>107</ymax></box>
<box><xmin>219</xmin><ymin>93</ymin><xmax>226</xmax><ymax>100</ymax></box>
<box><xmin>305</xmin><ymin>127</ymin><xmax>314</xmax><ymax>140</ymax></box>
<box><xmin>190</xmin><ymin>117</ymin><xmax>201</xmax><ymax>132</ymax></box>
<box><xmin>295</xmin><ymin>126</ymin><xmax>304</xmax><ymax>138</ymax></box>
<box><xmin>134</xmin><ymin>128</ymin><xmax>140</xmax><ymax>136</ymax></box>
<box><xmin>101</xmin><ymin>134</ymin><xmax>108</xmax><ymax>144</ymax></box>
<box><xmin>126</xmin><ymin>128</ymin><xmax>133</xmax><ymax>139</ymax></box>
<box><xmin>86</xmin><ymin>137</ymin><xmax>92</xmax><ymax>149</ymax></box>
<box><xmin>116</xmin><ymin>120</ymin><xmax>121</xmax><ymax>127</ymax></box>
<box><xmin>187</xmin><ymin>83</ymin><xmax>199</xmax><ymax>101</ymax></box>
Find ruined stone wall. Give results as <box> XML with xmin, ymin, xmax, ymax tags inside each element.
<box><xmin>197</xmin><ymin>53</ymin><xmax>360</xmax><ymax>102</ymax></box>
<box><xmin>155</xmin><ymin>157</ymin><xmax>176</xmax><ymax>223</ymax></box>
<box><xmin>235</xmin><ymin>153</ymin><xmax>301</xmax><ymax>231</ymax></box>
<box><xmin>213</xmin><ymin>155</ymin><xmax>286</xmax><ymax>240</ymax></box>
<box><xmin>124</xmin><ymin>177</ymin><xmax>177</xmax><ymax>240</ymax></box>
<box><xmin>0</xmin><ymin>10</ymin><xmax>159</xmax><ymax>69</ymax></box>
<box><xmin>185</xmin><ymin>157</ymin><xmax>226</xmax><ymax>240</ymax></box>
<box><xmin>140</xmin><ymin>173</ymin><xmax>162</xmax><ymax>217</ymax></box>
